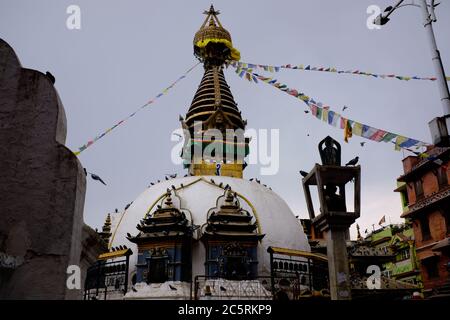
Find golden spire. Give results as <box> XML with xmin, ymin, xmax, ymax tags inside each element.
<box><xmin>181</xmin><ymin>6</ymin><xmax>248</xmax><ymax>178</ymax></box>
<box><xmin>193</xmin><ymin>5</ymin><xmax>240</xmax><ymax>65</ymax></box>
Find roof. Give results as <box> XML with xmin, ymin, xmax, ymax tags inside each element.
<box><xmin>397</xmin><ymin>147</ymin><xmax>450</xmax><ymax>182</ymax></box>
<box><xmin>267</xmin><ymin>246</ymin><xmax>328</xmax><ymax>262</ymax></box>
<box><xmin>432</xmin><ymin>237</ymin><xmax>450</xmax><ymax>251</ymax></box>
<box><xmin>97</xmin><ymin>248</ymin><xmax>132</xmax><ymax>261</ymax></box>
<box><xmin>417</xmin><ymin>250</ymin><xmax>441</xmax><ymax>260</ymax></box>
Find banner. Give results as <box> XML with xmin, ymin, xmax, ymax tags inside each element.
<box><xmin>72</xmin><ymin>62</ymin><xmax>200</xmax><ymax>156</ymax></box>
<box><xmin>233</xmin><ymin>65</ymin><xmax>430</xmax><ymax>155</ymax></box>
<box><xmin>231</xmin><ymin>61</ymin><xmax>450</xmax><ymax>82</ymax></box>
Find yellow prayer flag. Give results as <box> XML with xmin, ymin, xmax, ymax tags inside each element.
<box><xmin>353</xmin><ymin>122</ymin><xmax>363</xmax><ymax>136</ymax></box>
<box><xmin>395</xmin><ymin>136</ymin><xmax>408</xmax><ymax>151</ymax></box>
<box><xmin>344</xmin><ymin>119</ymin><xmax>353</xmax><ymax>143</ymax></box>
<box><xmin>322</xmin><ymin>109</ymin><xmax>329</xmax><ymax>122</ymax></box>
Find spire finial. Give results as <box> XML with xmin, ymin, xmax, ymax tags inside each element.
<box><xmin>204</xmin><ymin>4</ymin><xmax>220</xmax><ymax>16</ymax></box>
<box><xmin>356</xmin><ymin>224</ymin><xmax>362</xmax><ymax>241</ymax></box>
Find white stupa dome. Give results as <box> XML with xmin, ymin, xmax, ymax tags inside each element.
<box><xmin>109</xmin><ymin>175</ymin><xmax>310</xmax><ymax>280</ymax></box>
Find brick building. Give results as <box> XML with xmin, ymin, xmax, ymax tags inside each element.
<box><xmin>397</xmin><ymin>146</ymin><xmax>450</xmax><ymax>296</ymax></box>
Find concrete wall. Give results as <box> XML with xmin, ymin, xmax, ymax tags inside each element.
<box><xmin>0</xmin><ymin>38</ymin><xmax>91</xmax><ymax>299</ymax></box>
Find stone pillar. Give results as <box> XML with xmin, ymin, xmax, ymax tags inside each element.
<box><xmin>325</xmin><ymin>228</ymin><xmax>352</xmax><ymax>300</ymax></box>
<box><xmin>0</xmin><ymin>39</ymin><xmax>88</xmax><ymax>299</ymax></box>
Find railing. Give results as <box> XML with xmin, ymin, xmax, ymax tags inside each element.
<box><xmin>270</xmin><ymin>256</ymin><xmax>329</xmax><ymax>293</ymax></box>
<box><xmin>192</xmin><ymin>275</ymin><xmax>306</xmax><ymax>300</ymax></box>
<box><xmin>84</xmin><ymin>259</ymin><xmax>129</xmax><ymax>300</ymax></box>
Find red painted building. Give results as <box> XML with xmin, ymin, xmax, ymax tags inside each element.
<box><xmin>397</xmin><ymin>146</ymin><xmax>450</xmax><ymax>296</ymax></box>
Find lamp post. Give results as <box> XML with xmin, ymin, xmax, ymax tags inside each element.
<box><xmin>374</xmin><ymin>0</ymin><xmax>450</xmax><ymax>146</ymax></box>
<box><xmin>302</xmin><ymin>136</ymin><xmax>361</xmax><ymax>300</ymax></box>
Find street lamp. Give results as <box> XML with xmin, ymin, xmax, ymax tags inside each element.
<box><xmin>374</xmin><ymin>0</ymin><xmax>450</xmax><ymax>147</ymax></box>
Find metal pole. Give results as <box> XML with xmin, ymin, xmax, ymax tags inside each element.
<box><xmin>419</xmin><ymin>0</ymin><xmax>450</xmax><ymax>115</ymax></box>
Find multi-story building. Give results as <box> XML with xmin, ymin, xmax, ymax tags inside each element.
<box><xmin>366</xmin><ymin>224</ymin><xmax>422</xmax><ymax>288</ymax></box>
<box><xmin>396</xmin><ymin>146</ymin><xmax>450</xmax><ymax>296</ymax></box>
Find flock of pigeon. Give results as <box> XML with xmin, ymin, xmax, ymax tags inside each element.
<box><xmin>299</xmin><ymin>156</ymin><xmax>359</xmax><ymax>178</ymax></box>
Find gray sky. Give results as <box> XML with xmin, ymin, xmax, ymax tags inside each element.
<box><xmin>1</xmin><ymin>0</ymin><xmax>449</xmax><ymax>239</ymax></box>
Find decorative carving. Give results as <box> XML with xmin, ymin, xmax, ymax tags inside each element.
<box><xmin>406</xmin><ymin>186</ymin><xmax>450</xmax><ymax>215</ymax></box>
<box><xmin>318</xmin><ymin>136</ymin><xmax>341</xmax><ymax>166</ymax></box>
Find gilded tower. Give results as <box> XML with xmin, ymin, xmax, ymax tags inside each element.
<box><xmin>181</xmin><ymin>5</ymin><xmax>250</xmax><ymax>178</ymax></box>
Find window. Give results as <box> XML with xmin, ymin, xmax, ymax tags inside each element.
<box><xmin>401</xmin><ymin>190</ymin><xmax>410</xmax><ymax>208</ymax></box>
<box><xmin>414</xmin><ymin>179</ymin><xmax>424</xmax><ymax>200</ymax></box>
<box><xmin>423</xmin><ymin>259</ymin><xmax>439</xmax><ymax>279</ymax></box>
<box><xmin>419</xmin><ymin>215</ymin><xmax>431</xmax><ymax>241</ymax></box>
<box><xmin>221</xmin><ymin>243</ymin><xmax>251</xmax><ymax>280</ymax></box>
<box><xmin>147</xmin><ymin>248</ymin><xmax>169</xmax><ymax>283</ymax></box>
<box><xmin>437</xmin><ymin>168</ymin><xmax>448</xmax><ymax>188</ymax></box>
<box><xmin>396</xmin><ymin>249</ymin><xmax>410</xmax><ymax>262</ymax></box>
<box><xmin>444</xmin><ymin>209</ymin><xmax>450</xmax><ymax>235</ymax></box>
<box><xmin>382</xmin><ymin>270</ymin><xmax>392</xmax><ymax>278</ymax></box>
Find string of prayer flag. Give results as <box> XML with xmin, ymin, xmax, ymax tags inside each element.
<box><xmin>231</xmin><ymin>61</ymin><xmax>450</xmax><ymax>83</ymax></box>
<box><xmin>73</xmin><ymin>62</ymin><xmax>200</xmax><ymax>156</ymax></box>
<box><xmin>232</xmin><ymin>65</ymin><xmax>430</xmax><ymax>155</ymax></box>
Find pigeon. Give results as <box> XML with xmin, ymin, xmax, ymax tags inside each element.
<box><xmin>307</xmin><ymin>134</ymin><xmax>310</xmax><ymax>137</ymax></box>
<box><xmin>115</xmin><ymin>208</ymin><xmax>118</xmax><ymax>213</ymax></box>
<box><xmin>169</xmin><ymin>284</ymin><xmax>177</xmax><ymax>291</ymax></box>
<box><xmin>90</xmin><ymin>173</ymin><xmax>107</xmax><ymax>186</ymax></box>
<box><xmin>171</xmin><ymin>185</ymin><xmax>176</xmax><ymax>190</ymax></box>
<box><xmin>345</xmin><ymin>156</ymin><xmax>359</xmax><ymax>166</ymax></box>
<box><xmin>125</xmin><ymin>203</ymin><xmax>131</xmax><ymax>210</ymax></box>
<box><xmin>166</xmin><ymin>173</ymin><xmax>177</xmax><ymax>179</ymax></box>
<box><xmin>165</xmin><ymin>176</ymin><xmax>169</xmax><ymax>181</ymax></box>
<box><xmin>342</xmin><ymin>105</ymin><xmax>348</xmax><ymax>111</ymax></box>
<box><xmin>249</xmin><ymin>178</ymin><xmax>254</xmax><ymax>181</ymax></box>
<box><xmin>184</xmin><ymin>174</ymin><xmax>188</xmax><ymax>177</ymax></box>
<box><xmin>150</xmin><ymin>182</ymin><xmax>155</xmax><ymax>185</ymax></box>
<box><xmin>304</xmin><ymin>110</ymin><xmax>309</xmax><ymax>114</ymax></box>
<box><xmin>157</xmin><ymin>180</ymin><xmax>161</xmax><ymax>183</ymax></box>
<box><xmin>299</xmin><ymin>170</ymin><xmax>308</xmax><ymax>177</ymax></box>
<box><xmin>210</xmin><ymin>179</ymin><xmax>215</xmax><ymax>184</ymax></box>
<box><xmin>180</xmin><ymin>183</ymin><xmax>184</xmax><ymax>188</ymax></box>
<box><xmin>255</xmin><ymin>179</ymin><xmax>261</xmax><ymax>184</ymax></box>
<box><xmin>126</xmin><ymin>233</ymin><xmax>132</xmax><ymax>238</ymax></box>
<box><xmin>45</xmin><ymin>71</ymin><xmax>55</xmax><ymax>84</ymax></box>
<box><xmin>360</xmin><ymin>142</ymin><xmax>366</xmax><ymax>147</ymax></box>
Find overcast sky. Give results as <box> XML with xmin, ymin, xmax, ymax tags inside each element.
<box><xmin>1</xmin><ymin>0</ymin><xmax>449</xmax><ymax>239</ymax></box>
